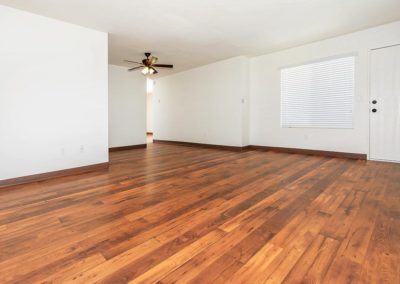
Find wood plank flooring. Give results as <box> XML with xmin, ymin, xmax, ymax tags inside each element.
<box><xmin>0</xmin><ymin>143</ymin><xmax>399</xmax><ymax>283</ymax></box>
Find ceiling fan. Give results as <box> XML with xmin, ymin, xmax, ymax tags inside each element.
<box><xmin>124</xmin><ymin>52</ymin><xmax>173</xmax><ymax>75</ymax></box>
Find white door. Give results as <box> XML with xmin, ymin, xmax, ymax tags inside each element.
<box><xmin>370</xmin><ymin>44</ymin><xmax>400</xmax><ymax>162</ymax></box>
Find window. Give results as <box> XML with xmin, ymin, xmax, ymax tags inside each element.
<box><xmin>281</xmin><ymin>56</ymin><xmax>355</xmax><ymax>128</ymax></box>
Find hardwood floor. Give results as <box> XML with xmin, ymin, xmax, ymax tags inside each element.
<box><xmin>0</xmin><ymin>143</ymin><xmax>399</xmax><ymax>283</ymax></box>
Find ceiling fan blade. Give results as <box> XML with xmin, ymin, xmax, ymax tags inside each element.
<box><xmin>153</xmin><ymin>64</ymin><xmax>173</xmax><ymax>68</ymax></box>
<box><xmin>150</xmin><ymin>67</ymin><xmax>158</xmax><ymax>74</ymax></box>
<box><xmin>128</xmin><ymin>66</ymin><xmax>142</xmax><ymax>71</ymax></box>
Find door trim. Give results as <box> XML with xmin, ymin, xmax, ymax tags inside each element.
<box><xmin>371</xmin><ymin>43</ymin><xmax>400</xmax><ymax>51</ymax></box>
<box><xmin>368</xmin><ymin>43</ymin><xmax>400</xmax><ymax>162</ymax></box>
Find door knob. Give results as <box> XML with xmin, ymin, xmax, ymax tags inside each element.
<box><xmin>372</xmin><ymin>108</ymin><xmax>377</xmax><ymax>113</ymax></box>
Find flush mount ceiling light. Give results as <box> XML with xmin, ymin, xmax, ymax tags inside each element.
<box><xmin>125</xmin><ymin>52</ymin><xmax>173</xmax><ymax>76</ymax></box>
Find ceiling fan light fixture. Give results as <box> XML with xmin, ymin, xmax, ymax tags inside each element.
<box><xmin>149</xmin><ymin>68</ymin><xmax>155</xmax><ymax>75</ymax></box>
<box><xmin>141</xmin><ymin>66</ymin><xmax>149</xmax><ymax>75</ymax></box>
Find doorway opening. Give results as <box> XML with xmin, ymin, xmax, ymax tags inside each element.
<box><xmin>147</xmin><ymin>78</ymin><xmax>154</xmax><ymax>143</ymax></box>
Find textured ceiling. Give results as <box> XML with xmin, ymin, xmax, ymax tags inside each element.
<box><xmin>1</xmin><ymin>0</ymin><xmax>400</xmax><ymax>77</ymax></box>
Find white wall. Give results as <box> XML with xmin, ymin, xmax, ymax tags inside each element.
<box><xmin>154</xmin><ymin>56</ymin><xmax>249</xmax><ymax>147</ymax></box>
<box><xmin>250</xmin><ymin>21</ymin><xmax>400</xmax><ymax>155</ymax></box>
<box><xmin>153</xmin><ymin>21</ymin><xmax>400</xmax><ymax>155</ymax></box>
<box><xmin>0</xmin><ymin>6</ymin><xmax>108</xmax><ymax>181</ymax></box>
<box><xmin>108</xmin><ymin>64</ymin><xmax>146</xmax><ymax>147</ymax></box>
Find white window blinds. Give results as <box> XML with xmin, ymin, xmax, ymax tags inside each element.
<box><xmin>281</xmin><ymin>56</ymin><xmax>355</xmax><ymax>128</ymax></box>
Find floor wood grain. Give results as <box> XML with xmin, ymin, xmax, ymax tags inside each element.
<box><xmin>0</xmin><ymin>143</ymin><xmax>399</xmax><ymax>283</ymax></box>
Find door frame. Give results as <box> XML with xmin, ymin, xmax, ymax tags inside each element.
<box><xmin>368</xmin><ymin>43</ymin><xmax>400</xmax><ymax>162</ymax></box>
